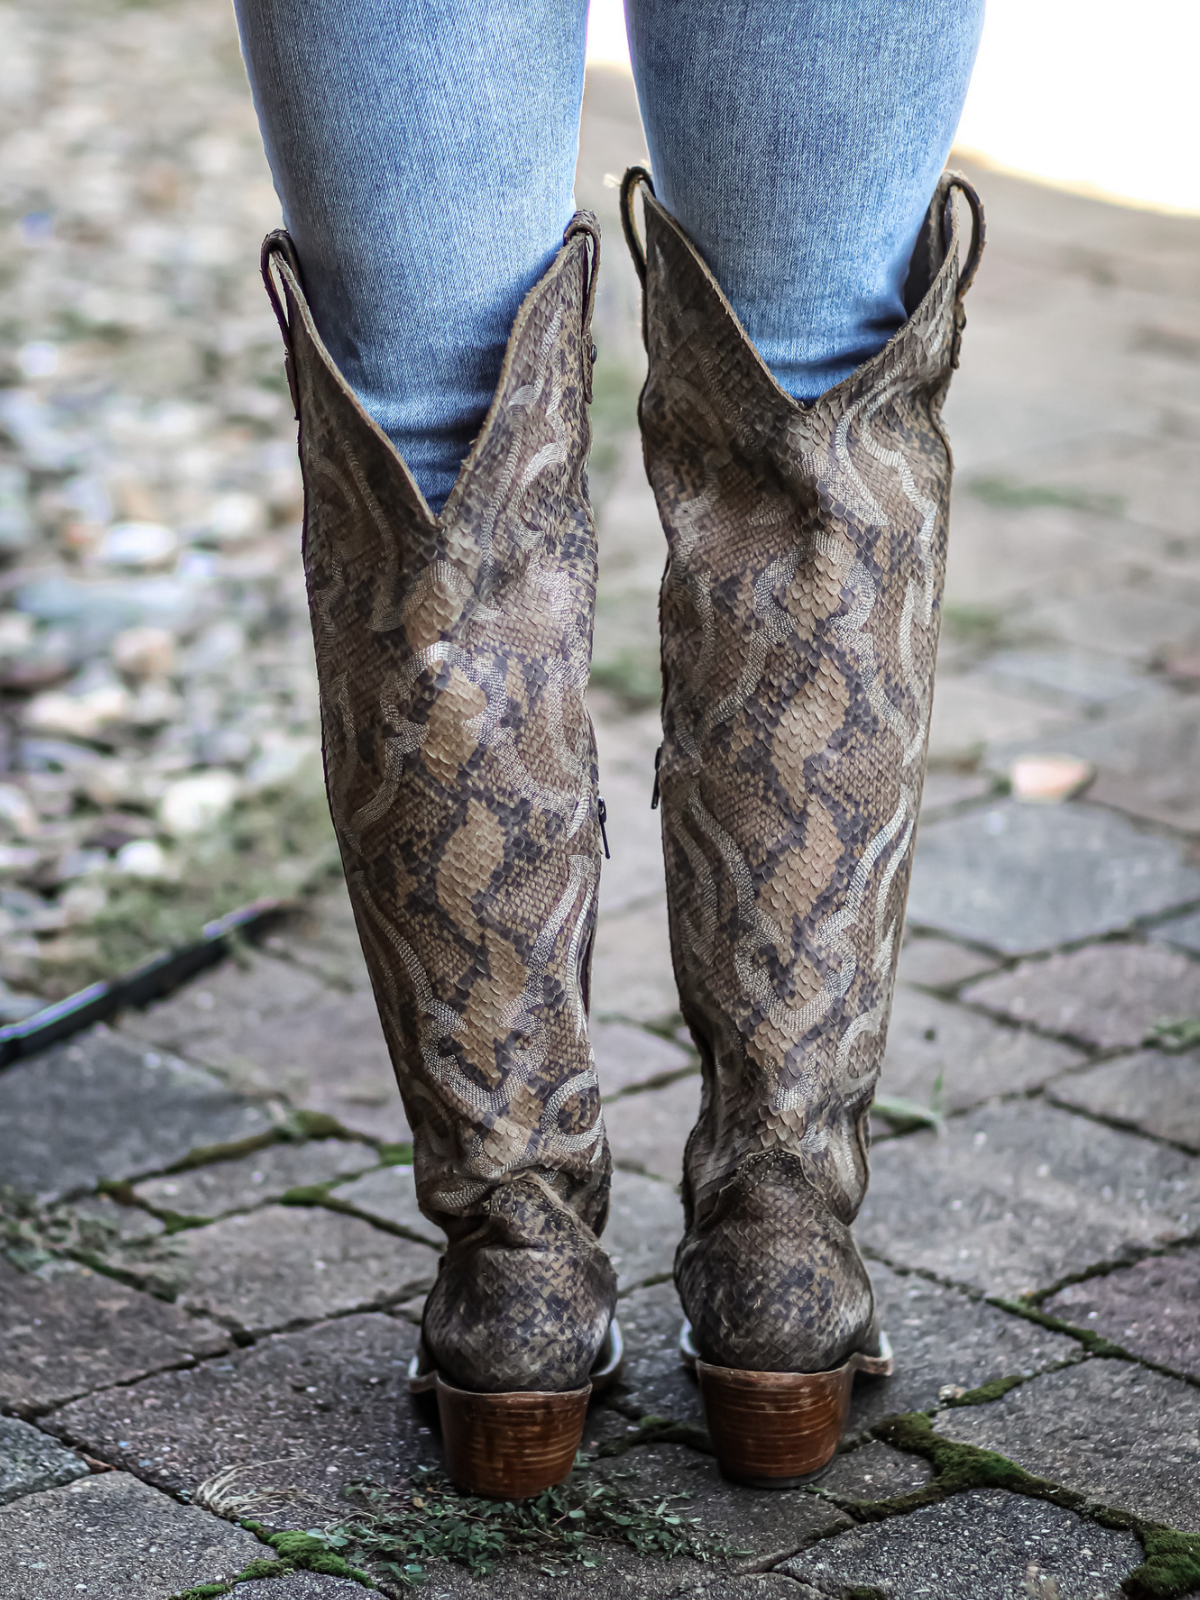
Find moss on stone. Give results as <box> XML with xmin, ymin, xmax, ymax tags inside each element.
<box><xmin>277</xmin><ymin>1185</ymin><xmax>334</xmax><ymax>1206</ymax></box>
<box><xmin>592</xmin><ymin>1413</ymin><xmax>713</xmax><ymax>1459</ymax></box>
<box><xmin>987</xmin><ymin>1295</ymin><xmax>1132</xmax><ymax>1359</ymax></box>
<box><xmin>286</xmin><ymin>1110</ymin><xmax>350</xmax><ymax>1141</ymax></box>
<box><xmin>231</xmin><ymin>1559</ymin><xmax>285</xmax><ymax>1580</ymax></box>
<box><xmin>873</xmin><ymin>1413</ymin><xmax>1067</xmax><ymax>1502</ymax></box>
<box><xmin>377</xmin><ymin>1143</ymin><xmax>415</xmax><ymax>1166</ymax></box>
<box><xmin>166</xmin><ymin>1131</ymin><xmax>280</xmax><ymax>1174</ymax></box>
<box><xmin>266</xmin><ymin>1530</ymin><xmax>375</xmax><ymax>1582</ymax></box>
<box><xmin>943</xmin><ymin>1373</ymin><xmax>1027</xmax><ymax>1407</ymax></box>
<box><xmin>1125</xmin><ymin>1529</ymin><xmax>1200</xmax><ymax>1600</ymax></box>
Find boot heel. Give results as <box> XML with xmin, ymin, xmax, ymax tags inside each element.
<box><xmin>432</xmin><ymin>1377</ymin><xmax>590</xmax><ymax>1498</ymax></box>
<box><xmin>408</xmin><ymin>1320</ymin><xmax>622</xmax><ymax>1499</ymax></box>
<box><xmin>692</xmin><ymin>1336</ymin><xmax>893</xmax><ymax>1488</ymax></box>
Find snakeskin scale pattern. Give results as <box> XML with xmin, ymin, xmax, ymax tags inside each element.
<box><xmin>263</xmin><ymin>218</ymin><xmax>617</xmax><ymax>1391</ymax></box>
<box><xmin>629</xmin><ymin>171</ymin><xmax>983</xmax><ymax>1372</ymax></box>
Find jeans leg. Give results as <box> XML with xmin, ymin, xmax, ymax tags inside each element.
<box><xmin>235</xmin><ymin>0</ymin><xmax>588</xmax><ymax>511</ymax></box>
<box><xmin>625</xmin><ymin>0</ymin><xmax>984</xmax><ymax>399</ymax></box>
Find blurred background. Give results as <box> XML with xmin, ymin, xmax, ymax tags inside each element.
<box><xmin>0</xmin><ymin>0</ymin><xmax>1197</xmax><ymax>1025</ymax></box>
<box><xmin>589</xmin><ymin>0</ymin><xmax>1200</xmax><ymax>213</ymax></box>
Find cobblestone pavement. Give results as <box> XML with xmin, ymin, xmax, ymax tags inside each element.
<box><xmin>3</xmin><ymin>5</ymin><xmax>1200</xmax><ymax>1599</ymax></box>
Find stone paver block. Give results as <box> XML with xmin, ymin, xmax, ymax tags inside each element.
<box><xmin>159</xmin><ymin>1204</ymin><xmax>438</xmax><ymax>1334</ymax></box>
<box><xmin>175</xmin><ymin>989</ymin><xmax>412</xmax><ymax>1145</ymax></box>
<box><xmin>895</xmin><ymin>936</ymin><xmax>1001</xmax><ymax>990</ymax></box>
<box><xmin>606</xmin><ymin>1169</ymin><xmax>682</xmax><ymax>1292</ymax></box>
<box><xmin>817</xmin><ymin>1438</ymin><xmax>934</xmax><ymax>1502</ymax></box>
<box><xmin>591</xmin><ymin>900</ymin><xmax>679</xmax><ymax>1024</ymax></box>
<box><xmin>135</xmin><ymin>1139</ymin><xmax>379</xmax><ymax>1218</ymax></box>
<box><xmin>858</xmin><ymin>1101</ymin><xmax>1200</xmax><ymax>1298</ymax></box>
<box><xmin>934</xmin><ymin>1358</ymin><xmax>1200</xmax><ymax>1530</ymax></box>
<box><xmin>0</xmin><ymin>1029</ymin><xmax>277</xmax><ymax>1203</ymax></box>
<box><xmin>120</xmin><ymin>950</ymin><xmax>329</xmax><ymax>1052</ymax></box>
<box><xmin>1047</xmin><ymin>1048</ymin><xmax>1200</xmax><ymax>1150</ymax></box>
<box><xmin>962</xmin><ymin>942</ymin><xmax>1200</xmax><ymax>1050</ymax></box>
<box><xmin>1034</xmin><ymin>437</ymin><xmax>1200</xmax><ymax>543</ymax></box>
<box><xmin>927</xmin><ymin>674</ymin><xmax>1076</xmax><ymax>764</ymax></box>
<box><xmin>0</xmin><ymin>1257</ymin><xmax>229</xmax><ymax>1415</ymax></box>
<box><xmin>982</xmin><ymin>648</ymin><xmax>1154</xmax><ymax>712</ymax></box>
<box><xmin>849</xmin><ymin>1263</ymin><xmax>1078</xmax><ymax>1434</ymax></box>
<box><xmin>326</xmin><ymin>1163</ymin><xmax>442</xmax><ymax>1247</ymax></box>
<box><xmin>1043</xmin><ymin>1249</ymin><xmax>1200</xmax><ymax>1378</ymax></box>
<box><xmin>46</xmin><ymin>1313</ymin><xmax>434</xmax><ymax>1526</ymax></box>
<box><xmin>878</xmin><ymin>987</ymin><xmax>1084</xmax><ymax>1114</ymax></box>
<box><xmin>1151</xmin><ymin>907</ymin><xmax>1200</xmax><ymax>956</ymax></box>
<box><xmin>0</xmin><ymin>1415</ymin><xmax>87</xmax><ymax>1503</ymax></box>
<box><xmin>591</xmin><ymin>763</ymin><xmax>667</xmax><ymax>919</ymax></box>
<box><xmin>779</xmin><ymin>1487</ymin><xmax>1140</xmax><ymax>1598</ymax></box>
<box><xmin>1027</xmin><ymin>584</ymin><xmax>1200</xmax><ymax>665</ymax></box>
<box><xmin>605</xmin><ymin>1441</ymin><xmax>850</xmax><ymax>1558</ymax></box>
<box><xmin>408</xmin><ymin>1548</ymin><xmax>797</xmax><ymax>1599</ymax></box>
<box><xmin>593</xmin><ymin>1020</ymin><xmax>695</xmax><ymax>1099</ymax></box>
<box><xmin>990</xmin><ymin>697</ymin><xmax>1200</xmax><ymax>834</ymax></box>
<box><xmin>907</xmin><ymin>802</ymin><xmax>1200</xmax><ymax>954</ymax></box>
<box><xmin>1</xmin><ymin>1470</ymin><xmax>266</xmax><ymax>1600</ymax></box>
<box><xmin>604</xmin><ymin>1279</ymin><xmax>706</xmax><ymax>1432</ymax></box>
<box><xmin>605</xmin><ymin>1076</ymin><xmax>699</xmax><ymax>1182</ymax></box>
<box><xmin>943</xmin><ymin>491</ymin><xmax>1130</xmax><ymax>610</ymax></box>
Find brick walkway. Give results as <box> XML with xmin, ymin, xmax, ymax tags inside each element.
<box><xmin>3</xmin><ymin>20</ymin><xmax>1200</xmax><ymax>1600</ymax></box>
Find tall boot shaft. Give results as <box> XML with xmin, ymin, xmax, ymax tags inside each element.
<box><xmin>263</xmin><ymin>217</ymin><xmax>616</xmax><ymax>1391</ymax></box>
<box><xmin>624</xmin><ymin>169</ymin><xmax>982</xmax><ymax>1372</ymax></box>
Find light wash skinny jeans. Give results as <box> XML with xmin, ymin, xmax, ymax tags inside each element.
<box><xmin>235</xmin><ymin>1</ymin><xmax>983</xmax><ymax>511</ymax></box>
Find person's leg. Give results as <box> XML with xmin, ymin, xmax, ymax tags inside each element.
<box><xmin>235</xmin><ymin>0</ymin><xmax>588</xmax><ymax>510</ymax></box>
<box><xmin>626</xmin><ymin>0</ymin><xmax>983</xmax><ymax>397</ymax></box>
<box><xmin>244</xmin><ymin>2</ymin><xmax>619</xmax><ymax>1497</ymax></box>
<box><xmin>620</xmin><ymin>1</ymin><xmax>985</xmax><ymax>1485</ymax></box>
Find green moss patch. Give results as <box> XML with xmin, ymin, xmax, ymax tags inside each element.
<box><xmin>1127</xmin><ymin>1529</ymin><xmax>1200</xmax><ymax>1599</ymax></box>
<box><xmin>988</xmin><ymin>1295</ymin><xmax>1132</xmax><ymax>1358</ymax></box>
<box><xmin>942</xmin><ymin>1374</ymin><xmax>1028</xmax><ymax>1408</ymax></box>
<box><xmin>170</xmin><ymin>1536</ymin><xmax>374</xmax><ymax>1599</ymax></box>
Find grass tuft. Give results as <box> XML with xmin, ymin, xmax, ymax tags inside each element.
<box><xmin>279</xmin><ymin>1464</ymin><xmax>726</xmax><ymax>1587</ymax></box>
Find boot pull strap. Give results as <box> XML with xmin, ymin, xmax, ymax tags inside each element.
<box><xmin>564</xmin><ymin>211</ymin><xmax>602</xmax><ymax>400</ymax></box>
<box><xmin>942</xmin><ymin>173</ymin><xmax>985</xmax><ymax>370</ymax></box>
<box><xmin>620</xmin><ymin>165</ymin><xmax>654</xmax><ymax>289</ymax></box>
<box><xmin>261</xmin><ymin>230</ymin><xmax>304</xmax><ymax>417</ymax></box>
<box><xmin>943</xmin><ymin>173</ymin><xmax>986</xmax><ymax>303</ymax></box>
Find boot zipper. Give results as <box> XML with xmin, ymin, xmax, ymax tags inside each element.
<box><xmin>651</xmin><ymin>745</ymin><xmax>662</xmax><ymax>810</ymax></box>
<box><xmin>597</xmin><ymin>796</ymin><xmax>611</xmax><ymax>859</ymax></box>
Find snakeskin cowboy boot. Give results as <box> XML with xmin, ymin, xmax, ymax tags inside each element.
<box><xmin>261</xmin><ymin>215</ymin><xmax>621</xmax><ymax>1498</ymax></box>
<box><xmin>622</xmin><ymin>168</ymin><xmax>984</xmax><ymax>1485</ymax></box>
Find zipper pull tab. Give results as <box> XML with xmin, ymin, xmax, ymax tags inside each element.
<box><xmin>651</xmin><ymin>746</ymin><xmax>662</xmax><ymax>810</ymax></box>
<box><xmin>597</xmin><ymin>796</ymin><xmax>611</xmax><ymax>859</ymax></box>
